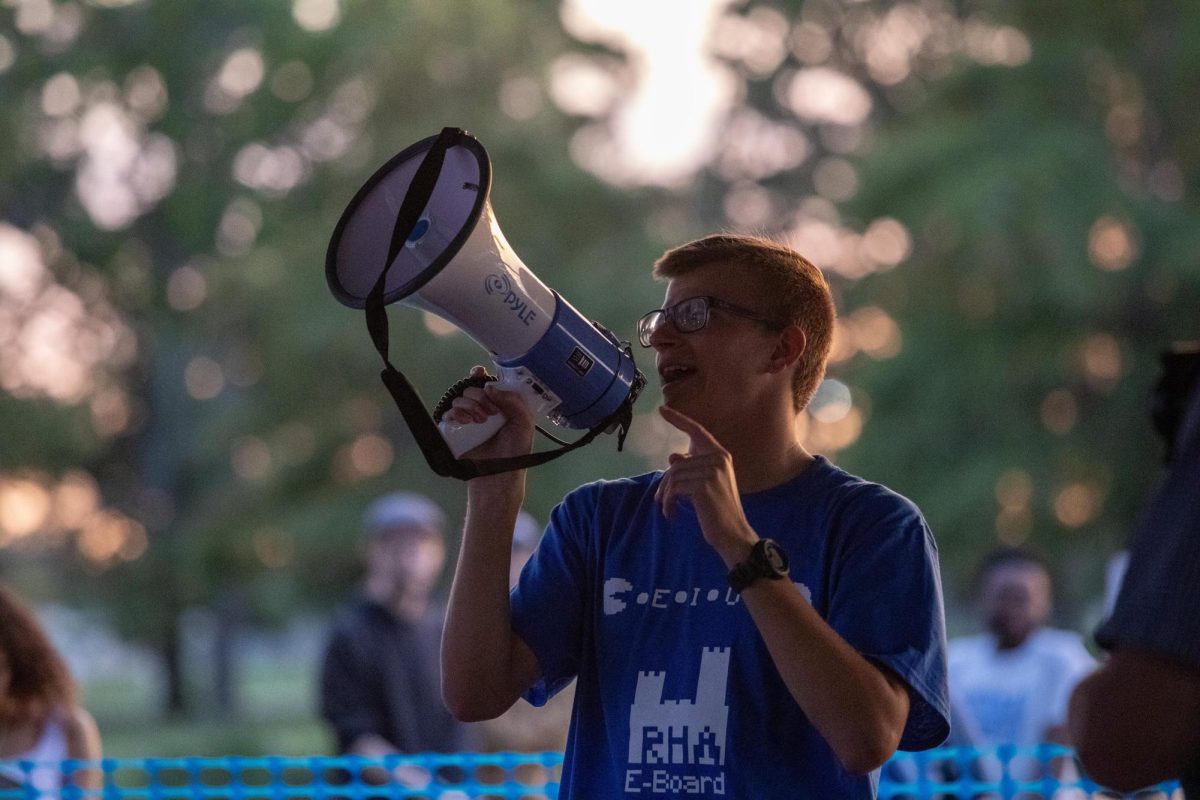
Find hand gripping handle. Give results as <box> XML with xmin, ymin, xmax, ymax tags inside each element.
<box><xmin>433</xmin><ymin>368</ymin><xmax>558</xmax><ymax>459</ymax></box>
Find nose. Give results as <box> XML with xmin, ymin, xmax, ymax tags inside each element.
<box><xmin>647</xmin><ymin>317</ymin><xmax>680</xmax><ymax>350</ymax></box>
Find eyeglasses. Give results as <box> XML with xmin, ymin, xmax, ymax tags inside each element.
<box><xmin>637</xmin><ymin>295</ymin><xmax>782</xmax><ymax>347</ymax></box>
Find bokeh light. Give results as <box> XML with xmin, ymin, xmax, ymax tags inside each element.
<box><xmin>184</xmin><ymin>356</ymin><xmax>225</xmax><ymax>400</ymax></box>
<box><xmin>253</xmin><ymin>526</ymin><xmax>295</xmax><ymax>568</ymax></box>
<box><xmin>1087</xmin><ymin>216</ymin><xmax>1137</xmax><ymax>272</ymax></box>
<box><xmin>333</xmin><ymin>433</ymin><xmax>394</xmax><ymax>482</ymax></box>
<box><xmin>1080</xmin><ymin>332</ymin><xmax>1123</xmax><ymax>390</ymax></box>
<box><xmin>784</xmin><ymin>67</ymin><xmax>873</xmax><ymax>126</ymax></box>
<box><xmin>166</xmin><ymin>265</ymin><xmax>208</xmax><ymax>311</ymax></box>
<box><xmin>994</xmin><ymin>468</ymin><xmax>1034</xmax><ymax>544</ymax></box>
<box><xmin>0</xmin><ymin>470</ymin><xmax>146</xmax><ymax>566</ymax></box>
<box><xmin>292</xmin><ymin>0</ymin><xmax>342</xmax><ymax>33</ymax></box>
<box><xmin>1040</xmin><ymin>389</ymin><xmax>1078</xmax><ymax>436</ymax></box>
<box><xmin>0</xmin><ymin>476</ymin><xmax>53</xmax><ymax>539</ymax></box>
<box><xmin>809</xmin><ymin>378</ymin><xmax>853</xmax><ymax>424</ymax></box>
<box><xmin>232</xmin><ymin>437</ymin><xmax>273</xmax><ymax>483</ymax></box>
<box><xmin>1053</xmin><ymin>481</ymin><xmax>1102</xmax><ymax>529</ymax></box>
<box><xmin>0</xmin><ymin>223</ymin><xmax>136</xmax><ymax>404</ymax></box>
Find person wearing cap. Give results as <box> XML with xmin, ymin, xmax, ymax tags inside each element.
<box><xmin>318</xmin><ymin>492</ymin><xmax>466</xmax><ymax>764</ymax></box>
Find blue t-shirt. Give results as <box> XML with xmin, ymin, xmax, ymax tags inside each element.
<box><xmin>511</xmin><ymin>456</ymin><xmax>950</xmax><ymax>799</ymax></box>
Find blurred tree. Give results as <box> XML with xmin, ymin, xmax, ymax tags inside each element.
<box><xmin>0</xmin><ymin>0</ymin><xmax>665</xmax><ymax>717</ymax></box>
<box><xmin>548</xmin><ymin>0</ymin><xmax>1200</xmax><ymax>626</ymax></box>
<box><xmin>833</xmin><ymin>0</ymin><xmax>1200</xmax><ymax>618</ymax></box>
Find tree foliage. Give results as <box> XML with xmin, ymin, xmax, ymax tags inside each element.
<box><xmin>4</xmin><ymin>0</ymin><xmax>1199</xmax><ymax>716</ymax></box>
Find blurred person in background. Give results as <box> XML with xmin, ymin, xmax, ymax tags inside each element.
<box><xmin>1069</xmin><ymin>343</ymin><xmax>1200</xmax><ymax>795</ymax></box>
<box><xmin>947</xmin><ymin>547</ymin><xmax>1095</xmax><ymax>749</ymax></box>
<box><xmin>0</xmin><ymin>583</ymin><xmax>102</xmax><ymax>793</ymax></box>
<box><xmin>319</xmin><ymin>492</ymin><xmax>468</xmax><ymax>786</ymax></box>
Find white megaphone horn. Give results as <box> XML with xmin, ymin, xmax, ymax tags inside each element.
<box><xmin>325</xmin><ymin>128</ymin><xmax>646</xmax><ymax>480</ymax></box>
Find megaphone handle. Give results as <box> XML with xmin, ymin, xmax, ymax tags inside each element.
<box><xmin>439</xmin><ymin>411</ymin><xmax>510</xmax><ymax>459</ymax></box>
<box><xmin>437</xmin><ymin>369</ymin><xmax>556</xmax><ymax>458</ymax></box>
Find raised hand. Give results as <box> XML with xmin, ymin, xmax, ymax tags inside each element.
<box><xmin>655</xmin><ymin>405</ymin><xmax>757</xmax><ymax>565</ymax></box>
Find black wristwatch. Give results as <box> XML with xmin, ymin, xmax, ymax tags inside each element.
<box><xmin>727</xmin><ymin>539</ymin><xmax>790</xmax><ymax>593</ymax></box>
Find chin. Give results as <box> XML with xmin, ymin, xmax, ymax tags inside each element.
<box><xmin>659</xmin><ymin>390</ymin><xmax>692</xmax><ymax>416</ymax></box>
<box><xmin>662</xmin><ymin>393</ymin><xmax>715</xmax><ymax>428</ymax></box>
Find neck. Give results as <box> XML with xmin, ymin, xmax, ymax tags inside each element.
<box><xmin>995</xmin><ymin>630</ymin><xmax>1033</xmax><ymax>651</ymax></box>
<box><xmin>365</xmin><ymin>578</ymin><xmax>425</xmax><ymax>622</ymax></box>
<box><xmin>711</xmin><ymin>409</ymin><xmax>814</xmax><ymax>493</ymax></box>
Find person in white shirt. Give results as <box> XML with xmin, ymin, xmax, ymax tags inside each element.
<box><xmin>948</xmin><ymin>547</ymin><xmax>1095</xmax><ymax>748</ymax></box>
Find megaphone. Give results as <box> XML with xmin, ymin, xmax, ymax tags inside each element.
<box><xmin>326</xmin><ymin>127</ymin><xmax>646</xmax><ymax>480</ymax></box>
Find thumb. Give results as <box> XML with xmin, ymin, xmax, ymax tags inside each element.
<box><xmin>484</xmin><ymin>382</ymin><xmax>534</xmax><ymax>424</ymax></box>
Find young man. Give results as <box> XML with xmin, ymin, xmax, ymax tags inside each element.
<box><xmin>947</xmin><ymin>548</ymin><xmax>1094</xmax><ymax>764</ymax></box>
<box><xmin>320</xmin><ymin>493</ymin><xmax>466</xmax><ymax>767</ymax></box>
<box><xmin>441</xmin><ymin>234</ymin><xmax>949</xmax><ymax>798</ymax></box>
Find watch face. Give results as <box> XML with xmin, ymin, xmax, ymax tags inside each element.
<box><xmin>761</xmin><ymin>540</ymin><xmax>788</xmax><ymax>573</ymax></box>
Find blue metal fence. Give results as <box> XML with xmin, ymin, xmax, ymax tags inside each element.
<box><xmin>0</xmin><ymin>747</ymin><xmax>1183</xmax><ymax>799</ymax></box>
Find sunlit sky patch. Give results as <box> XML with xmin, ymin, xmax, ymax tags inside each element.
<box><xmin>558</xmin><ymin>0</ymin><xmax>742</xmax><ymax>187</ymax></box>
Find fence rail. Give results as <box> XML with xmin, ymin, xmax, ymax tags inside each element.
<box><xmin>0</xmin><ymin>747</ymin><xmax>1183</xmax><ymax>799</ymax></box>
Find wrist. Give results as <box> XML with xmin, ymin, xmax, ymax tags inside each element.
<box><xmin>713</xmin><ymin>522</ymin><xmax>759</xmax><ymax>570</ymax></box>
<box><xmin>467</xmin><ymin>473</ymin><xmax>526</xmax><ymax>506</ymax></box>
<box><xmin>727</xmin><ymin>539</ymin><xmax>790</xmax><ymax>593</ymax></box>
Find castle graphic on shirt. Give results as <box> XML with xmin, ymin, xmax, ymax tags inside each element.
<box><xmin>628</xmin><ymin>647</ymin><xmax>731</xmax><ymax>767</ymax></box>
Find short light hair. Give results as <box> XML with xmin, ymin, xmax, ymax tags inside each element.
<box><xmin>652</xmin><ymin>234</ymin><xmax>835</xmax><ymax>411</ymax></box>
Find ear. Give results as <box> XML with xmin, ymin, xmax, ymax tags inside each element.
<box><xmin>766</xmin><ymin>324</ymin><xmax>806</xmax><ymax>374</ymax></box>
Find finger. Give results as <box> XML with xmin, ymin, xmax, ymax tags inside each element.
<box><xmin>659</xmin><ymin>405</ymin><xmax>721</xmax><ymax>454</ymax></box>
<box><xmin>665</xmin><ymin>452</ymin><xmax>725</xmax><ymax>471</ymax></box>
<box><xmin>654</xmin><ymin>472</ymin><xmax>673</xmax><ymax>511</ymax></box>
<box><xmin>659</xmin><ymin>480</ymin><xmax>702</xmax><ymax>520</ymax></box>
<box><xmin>656</xmin><ymin>454</ymin><xmax>711</xmax><ymax>505</ymax></box>
<box><xmin>484</xmin><ymin>382</ymin><xmax>534</xmax><ymax>425</ymax></box>
<box><xmin>461</xmin><ymin>386</ymin><xmax>502</xmax><ymax>415</ymax></box>
<box><xmin>659</xmin><ymin>478</ymin><xmax>678</xmax><ymax>518</ymax></box>
<box><xmin>450</xmin><ymin>396</ymin><xmax>492</xmax><ymax>424</ymax></box>
<box><xmin>657</xmin><ymin>466</ymin><xmax>706</xmax><ymax>502</ymax></box>
<box><xmin>442</xmin><ymin>407</ymin><xmax>473</xmax><ymax>425</ymax></box>
<box><xmin>658</xmin><ymin>458</ymin><xmax>725</xmax><ymax>486</ymax></box>
<box><xmin>662</xmin><ymin>475</ymin><xmax>709</xmax><ymax>497</ymax></box>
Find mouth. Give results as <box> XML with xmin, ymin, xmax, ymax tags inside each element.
<box><xmin>658</xmin><ymin>364</ymin><xmax>697</xmax><ymax>387</ymax></box>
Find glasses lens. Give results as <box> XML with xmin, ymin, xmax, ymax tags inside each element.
<box><xmin>674</xmin><ymin>297</ymin><xmax>710</xmax><ymax>333</ymax></box>
<box><xmin>638</xmin><ymin>310</ymin><xmax>665</xmax><ymax>347</ymax></box>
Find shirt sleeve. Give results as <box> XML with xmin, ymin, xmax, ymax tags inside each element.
<box><xmin>319</xmin><ymin>622</ymin><xmax>383</xmax><ymax>752</ymax></box>
<box><xmin>825</xmin><ymin>488</ymin><xmax>951</xmax><ymax>751</ymax></box>
<box><xmin>510</xmin><ymin>486</ymin><xmax>592</xmax><ymax>707</ymax></box>
<box><xmin>1048</xmin><ymin>635</ymin><xmax>1097</xmax><ymax>725</ymax></box>
<box><xmin>1096</xmin><ymin>384</ymin><xmax>1200</xmax><ymax>666</ymax></box>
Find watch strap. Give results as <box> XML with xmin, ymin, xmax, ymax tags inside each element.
<box><xmin>727</xmin><ymin>539</ymin><xmax>789</xmax><ymax>593</ymax></box>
